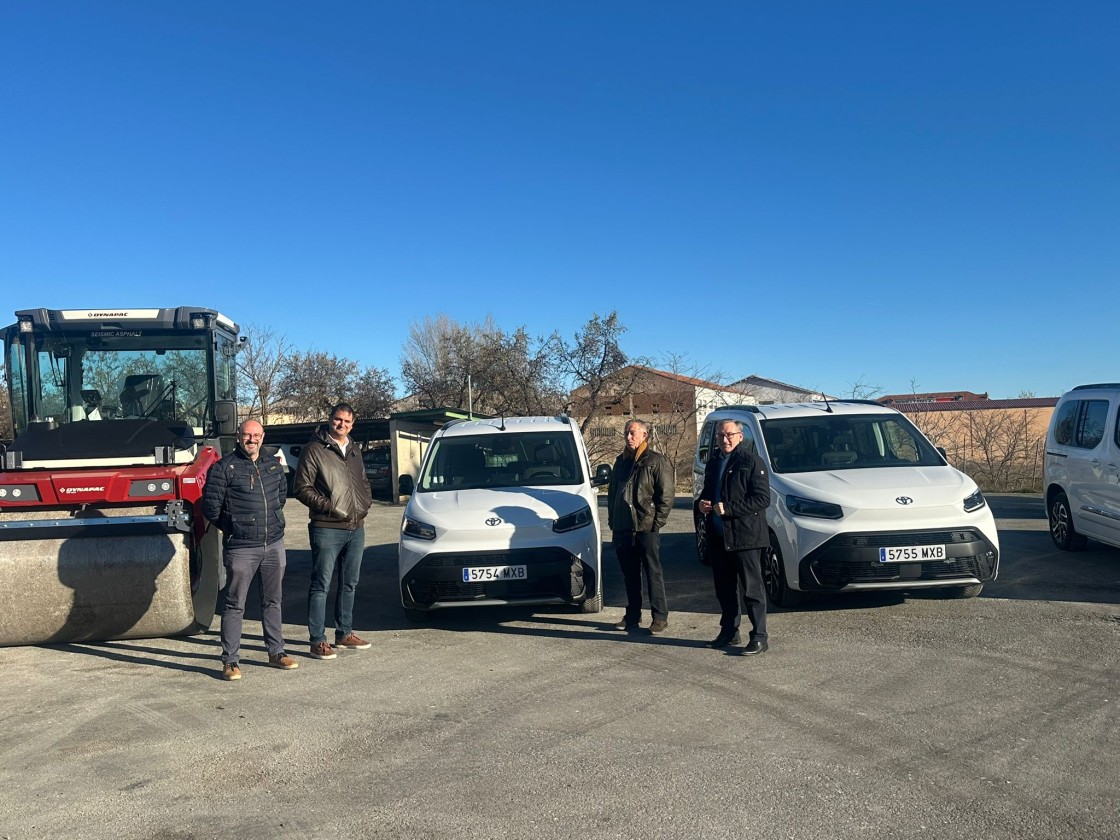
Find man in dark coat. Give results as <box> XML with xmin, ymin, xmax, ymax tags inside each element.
<box><xmin>607</xmin><ymin>419</ymin><xmax>675</xmax><ymax>633</ymax></box>
<box><xmin>294</xmin><ymin>402</ymin><xmax>374</xmax><ymax>660</ymax></box>
<box><xmin>202</xmin><ymin>418</ymin><xmax>297</xmax><ymax>680</ymax></box>
<box><xmin>698</xmin><ymin>418</ymin><xmax>772</xmax><ymax>654</ymax></box>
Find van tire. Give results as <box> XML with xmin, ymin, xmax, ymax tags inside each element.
<box><xmin>580</xmin><ymin>592</ymin><xmax>603</xmax><ymax>613</ymax></box>
<box><xmin>940</xmin><ymin>583</ymin><xmax>983</xmax><ymax>599</ymax></box>
<box><xmin>764</xmin><ymin>537</ymin><xmax>803</xmax><ymax>608</ymax></box>
<box><xmin>694</xmin><ymin>508</ymin><xmax>711</xmax><ymax>566</ymax></box>
<box><xmin>1048</xmin><ymin>490</ymin><xmax>1088</xmax><ymax>551</ymax></box>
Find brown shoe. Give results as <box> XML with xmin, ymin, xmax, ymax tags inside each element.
<box><xmin>336</xmin><ymin>633</ymin><xmax>372</xmax><ymax>650</ymax></box>
<box><xmin>268</xmin><ymin>653</ymin><xmax>298</xmax><ymax>670</ymax></box>
<box><xmin>311</xmin><ymin>641</ymin><xmax>337</xmax><ymax>660</ymax></box>
<box><xmin>649</xmin><ymin>618</ymin><xmax>669</xmax><ymax>634</ymax></box>
<box><xmin>222</xmin><ymin>663</ymin><xmax>242</xmax><ymax>681</ymax></box>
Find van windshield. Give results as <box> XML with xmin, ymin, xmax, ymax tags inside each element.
<box><xmin>761</xmin><ymin>414</ymin><xmax>945</xmax><ymax>473</ymax></box>
<box><xmin>418</xmin><ymin>431</ymin><xmax>584</xmax><ymax>491</ymax></box>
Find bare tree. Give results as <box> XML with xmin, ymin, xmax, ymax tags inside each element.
<box><xmin>349</xmin><ymin>366</ymin><xmax>398</xmax><ymax>420</ymax></box>
<box><xmin>400</xmin><ymin>315</ymin><xmax>559</xmax><ymax>416</ymax></box>
<box><xmin>551</xmin><ymin>313</ymin><xmax>643</xmax><ymax>432</ymax></box>
<box><xmin>275</xmin><ymin>351</ymin><xmax>395</xmax><ymax>422</ymax></box>
<box><xmin>845</xmin><ymin>375</ymin><xmax>884</xmax><ymax>400</ymax></box>
<box><xmin>237</xmin><ymin>323</ymin><xmax>291</xmax><ymax>424</ymax></box>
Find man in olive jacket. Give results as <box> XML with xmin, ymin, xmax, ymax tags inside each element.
<box><xmin>293</xmin><ymin>402</ymin><xmax>374</xmax><ymax>660</ymax></box>
<box><xmin>698</xmin><ymin>418</ymin><xmax>772</xmax><ymax>654</ymax></box>
<box><xmin>608</xmin><ymin>419</ymin><xmax>675</xmax><ymax>633</ymax></box>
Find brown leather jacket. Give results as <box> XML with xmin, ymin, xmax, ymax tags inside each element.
<box><xmin>608</xmin><ymin>445</ymin><xmax>675</xmax><ymax>533</ymax></box>
<box><xmin>293</xmin><ymin>425</ymin><xmax>373</xmax><ymax>530</ymax></box>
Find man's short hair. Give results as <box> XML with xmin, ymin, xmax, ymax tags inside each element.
<box><xmin>624</xmin><ymin>418</ymin><xmax>649</xmax><ymax>435</ymax></box>
<box><xmin>717</xmin><ymin>419</ymin><xmax>743</xmax><ymax>433</ymax></box>
<box><xmin>330</xmin><ymin>402</ymin><xmax>356</xmax><ymax>419</ymax></box>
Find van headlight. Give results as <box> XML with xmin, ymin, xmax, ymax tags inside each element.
<box><xmin>403</xmin><ymin>517</ymin><xmax>437</xmax><ymax>540</ymax></box>
<box><xmin>963</xmin><ymin>489</ymin><xmax>987</xmax><ymax>512</ymax></box>
<box><xmin>554</xmin><ymin>504</ymin><xmax>593</xmax><ymax>533</ymax></box>
<box><xmin>786</xmin><ymin>495</ymin><xmax>844</xmax><ymax>520</ymax></box>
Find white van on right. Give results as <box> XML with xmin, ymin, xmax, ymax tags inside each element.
<box><xmin>1043</xmin><ymin>383</ymin><xmax>1120</xmax><ymax>551</ymax></box>
<box><xmin>693</xmin><ymin>401</ymin><xmax>1000</xmax><ymax>606</ymax></box>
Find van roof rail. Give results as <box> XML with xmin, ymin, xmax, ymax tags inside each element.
<box><xmin>718</xmin><ymin>404</ymin><xmax>760</xmax><ymax>413</ymax></box>
<box><xmin>1073</xmin><ymin>383</ymin><xmax>1120</xmax><ymax>391</ymax></box>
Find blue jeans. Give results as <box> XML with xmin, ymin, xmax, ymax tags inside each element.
<box><xmin>308</xmin><ymin>525</ymin><xmax>365</xmax><ymax>644</ymax></box>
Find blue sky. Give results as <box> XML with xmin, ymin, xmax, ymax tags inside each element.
<box><xmin>2</xmin><ymin>2</ymin><xmax>1116</xmax><ymax>400</ymax></box>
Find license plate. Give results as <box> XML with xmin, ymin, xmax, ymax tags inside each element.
<box><xmin>879</xmin><ymin>545</ymin><xmax>946</xmax><ymax>563</ymax></box>
<box><xmin>462</xmin><ymin>565</ymin><xmax>528</xmax><ymax>582</ymax></box>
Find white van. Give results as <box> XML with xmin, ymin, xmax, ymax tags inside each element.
<box><xmin>1043</xmin><ymin>383</ymin><xmax>1120</xmax><ymax>551</ymax></box>
<box><xmin>693</xmin><ymin>401</ymin><xmax>1000</xmax><ymax>605</ymax></box>
<box><xmin>397</xmin><ymin>416</ymin><xmax>610</xmax><ymax>621</ymax></box>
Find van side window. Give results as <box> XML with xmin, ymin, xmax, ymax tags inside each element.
<box><xmin>1078</xmin><ymin>400</ymin><xmax>1109</xmax><ymax>449</ymax></box>
<box><xmin>1115</xmin><ymin>407</ymin><xmax>1120</xmax><ymax>448</ymax></box>
<box><xmin>1054</xmin><ymin>401</ymin><xmax>1078</xmax><ymax>445</ymax></box>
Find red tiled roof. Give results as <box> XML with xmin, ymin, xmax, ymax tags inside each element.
<box><xmin>889</xmin><ymin>398</ymin><xmax>1057</xmax><ymax>412</ymax></box>
<box><xmin>879</xmin><ymin>390</ymin><xmax>988</xmax><ymax>404</ymax></box>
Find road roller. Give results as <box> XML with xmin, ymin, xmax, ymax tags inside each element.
<box><xmin>0</xmin><ymin>307</ymin><xmax>241</xmax><ymax>646</ymax></box>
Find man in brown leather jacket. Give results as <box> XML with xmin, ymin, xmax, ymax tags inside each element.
<box><xmin>607</xmin><ymin>419</ymin><xmax>675</xmax><ymax>633</ymax></box>
<box><xmin>293</xmin><ymin>403</ymin><xmax>374</xmax><ymax>660</ymax></box>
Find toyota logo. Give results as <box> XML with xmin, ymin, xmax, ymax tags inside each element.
<box><xmin>485</xmin><ymin>517</ymin><xmax>502</xmax><ymax>526</ymax></box>
<box><xmin>895</xmin><ymin>496</ymin><xmax>913</xmax><ymax>506</ymax></box>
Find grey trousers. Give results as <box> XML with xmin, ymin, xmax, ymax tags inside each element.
<box><xmin>220</xmin><ymin>539</ymin><xmax>287</xmax><ymax>664</ymax></box>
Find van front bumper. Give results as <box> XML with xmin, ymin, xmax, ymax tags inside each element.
<box><xmin>401</xmin><ymin>546</ymin><xmax>596</xmax><ymax>611</ymax></box>
<box><xmin>798</xmin><ymin>527</ymin><xmax>999</xmax><ymax>591</ymax></box>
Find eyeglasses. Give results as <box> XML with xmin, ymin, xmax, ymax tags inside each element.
<box><xmin>716</xmin><ymin>432</ymin><xmax>742</xmax><ymax>439</ymax></box>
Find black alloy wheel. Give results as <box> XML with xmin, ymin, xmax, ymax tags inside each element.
<box><xmin>1048</xmin><ymin>490</ymin><xmax>1087</xmax><ymax>551</ymax></box>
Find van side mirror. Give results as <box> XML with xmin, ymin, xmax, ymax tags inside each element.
<box><xmin>593</xmin><ymin>463</ymin><xmax>612</xmax><ymax>486</ymax></box>
<box><xmin>398</xmin><ymin>474</ymin><xmax>415</xmax><ymax>496</ymax></box>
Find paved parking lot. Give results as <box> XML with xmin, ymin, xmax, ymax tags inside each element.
<box><xmin>2</xmin><ymin>495</ymin><xmax>1119</xmax><ymax>839</ymax></box>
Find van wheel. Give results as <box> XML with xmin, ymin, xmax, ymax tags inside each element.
<box><xmin>580</xmin><ymin>593</ymin><xmax>603</xmax><ymax>614</ymax></box>
<box><xmin>404</xmin><ymin>608</ymin><xmax>430</xmax><ymax>623</ymax></box>
<box><xmin>940</xmin><ymin>583</ymin><xmax>983</xmax><ymax>599</ymax></box>
<box><xmin>764</xmin><ymin>538</ymin><xmax>803</xmax><ymax>608</ymax></box>
<box><xmin>694</xmin><ymin>509</ymin><xmax>710</xmax><ymax>566</ymax></box>
<box><xmin>1049</xmin><ymin>491</ymin><xmax>1088</xmax><ymax>551</ymax></box>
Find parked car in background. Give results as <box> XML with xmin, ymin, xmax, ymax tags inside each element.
<box><xmin>1043</xmin><ymin>383</ymin><xmax>1120</xmax><ymax>551</ymax></box>
<box><xmin>363</xmin><ymin>446</ymin><xmax>391</xmax><ymax>496</ymax></box>
<box><xmin>269</xmin><ymin>442</ymin><xmax>305</xmax><ymax>495</ymax></box>
<box><xmin>693</xmin><ymin>401</ymin><xmax>1000</xmax><ymax>606</ymax></box>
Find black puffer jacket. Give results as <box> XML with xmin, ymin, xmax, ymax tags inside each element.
<box><xmin>608</xmin><ymin>445</ymin><xmax>675</xmax><ymax>533</ymax></box>
<box><xmin>293</xmin><ymin>425</ymin><xmax>373</xmax><ymax>530</ymax></box>
<box><xmin>202</xmin><ymin>447</ymin><xmax>287</xmax><ymax>548</ymax></box>
<box><xmin>701</xmin><ymin>443</ymin><xmax>771</xmax><ymax>551</ymax></box>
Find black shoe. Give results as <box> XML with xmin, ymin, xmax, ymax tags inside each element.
<box><xmin>743</xmin><ymin>638</ymin><xmax>769</xmax><ymax>655</ymax></box>
<box><xmin>708</xmin><ymin>629</ymin><xmax>741</xmax><ymax>649</ymax></box>
<box><xmin>612</xmin><ymin>619</ymin><xmax>639</xmax><ymax>631</ymax></box>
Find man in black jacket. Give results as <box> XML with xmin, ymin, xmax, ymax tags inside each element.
<box><xmin>202</xmin><ymin>419</ymin><xmax>297</xmax><ymax>680</ymax></box>
<box><xmin>294</xmin><ymin>403</ymin><xmax>374</xmax><ymax>660</ymax></box>
<box><xmin>608</xmin><ymin>419</ymin><xmax>675</xmax><ymax>633</ymax></box>
<box><xmin>698</xmin><ymin>419</ymin><xmax>772</xmax><ymax>654</ymax></box>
